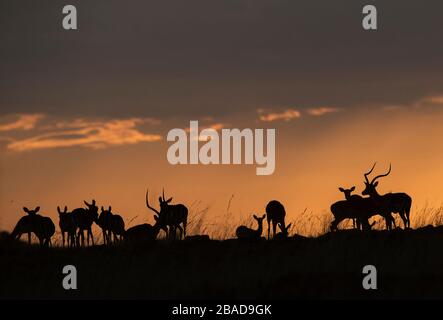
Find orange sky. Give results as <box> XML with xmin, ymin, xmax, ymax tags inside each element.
<box><xmin>2</xmin><ymin>1</ymin><xmax>443</xmax><ymax>238</ymax></box>
<box><xmin>2</xmin><ymin>99</ymin><xmax>443</xmax><ymax>237</ymax></box>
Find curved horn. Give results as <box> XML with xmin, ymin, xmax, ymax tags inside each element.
<box><xmin>84</xmin><ymin>200</ymin><xmax>91</xmax><ymax>207</ymax></box>
<box><xmin>370</xmin><ymin>163</ymin><xmax>392</xmax><ymax>184</ymax></box>
<box><xmin>364</xmin><ymin>162</ymin><xmax>377</xmax><ymax>183</ymax></box>
<box><xmin>146</xmin><ymin>189</ymin><xmax>160</xmax><ymax>215</ymax></box>
<box><xmin>162</xmin><ymin>188</ymin><xmax>165</xmax><ymax>201</ymax></box>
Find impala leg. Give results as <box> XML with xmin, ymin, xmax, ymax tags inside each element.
<box><xmin>272</xmin><ymin>221</ymin><xmax>277</xmax><ymax>239</ymax></box>
<box><xmin>62</xmin><ymin>232</ymin><xmax>65</xmax><ymax>247</ymax></box>
<box><xmin>400</xmin><ymin>213</ymin><xmax>408</xmax><ymax>229</ymax></box>
<box><xmin>267</xmin><ymin>219</ymin><xmax>271</xmax><ymax>239</ymax></box>
<box><xmin>90</xmin><ymin>228</ymin><xmax>94</xmax><ymax>246</ymax></box>
<box><xmin>176</xmin><ymin>225</ymin><xmax>184</xmax><ymax>240</ymax></box>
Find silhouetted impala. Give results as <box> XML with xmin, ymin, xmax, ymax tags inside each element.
<box><xmin>362</xmin><ymin>163</ymin><xmax>412</xmax><ymax>229</ymax></box>
<box><xmin>124</xmin><ymin>215</ymin><xmax>161</xmax><ymax>243</ymax></box>
<box><xmin>72</xmin><ymin>199</ymin><xmax>99</xmax><ymax>246</ymax></box>
<box><xmin>97</xmin><ymin>206</ymin><xmax>125</xmax><ymax>244</ymax></box>
<box><xmin>58</xmin><ymin>206</ymin><xmax>77</xmax><ymax>247</ymax></box>
<box><xmin>146</xmin><ymin>189</ymin><xmax>188</xmax><ymax>240</ymax></box>
<box><xmin>338</xmin><ymin>186</ymin><xmax>362</xmax><ymax>229</ymax></box>
<box><xmin>236</xmin><ymin>214</ymin><xmax>266</xmax><ymax>239</ymax></box>
<box><xmin>11</xmin><ymin>207</ymin><xmax>55</xmax><ymax>247</ymax></box>
<box><xmin>265</xmin><ymin>200</ymin><xmax>286</xmax><ymax>239</ymax></box>
<box><xmin>274</xmin><ymin>223</ymin><xmax>292</xmax><ymax>240</ymax></box>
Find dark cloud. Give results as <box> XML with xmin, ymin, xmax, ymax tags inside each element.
<box><xmin>1</xmin><ymin>0</ymin><xmax>443</xmax><ymax>118</ymax></box>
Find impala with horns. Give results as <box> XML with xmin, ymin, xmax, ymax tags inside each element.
<box><xmin>362</xmin><ymin>163</ymin><xmax>412</xmax><ymax>229</ymax></box>
<box><xmin>146</xmin><ymin>189</ymin><xmax>188</xmax><ymax>240</ymax></box>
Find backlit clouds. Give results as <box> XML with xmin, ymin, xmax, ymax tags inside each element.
<box><xmin>2</xmin><ymin>116</ymin><xmax>162</xmax><ymax>152</ymax></box>
<box><xmin>306</xmin><ymin>107</ymin><xmax>341</xmax><ymax>116</ymax></box>
<box><xmin>258</xmin><ymin>106</ymin><xmax>340</xmax><ymax>122</ymax></box>
<box><xmin>258</xmin><ymin>109</ymin><xmax>301</xmax><ymax>122</ymax></box>
<box><xmin>0</xmin><ymin>114</ymin><xmax>44</xmax><ymax>132</ymax></box>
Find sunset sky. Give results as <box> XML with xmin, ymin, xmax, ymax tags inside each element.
<box><xmin>1</xmin><ymin>0</ymin><xmax>443</xmax><ymax>236</ymax></box>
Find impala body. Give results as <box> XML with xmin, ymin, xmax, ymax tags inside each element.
<box><xmin>236</xmin><ymin>214</ymin><xmax>266</xmax><ymax>239</ymax></box>
<box><xmin>330</xmin><ymin>198</ymin><xmax>375</xmax><ymax>231</ymax></box>
<box><xmin>97</xmin><ymin>206</ymin><xmax>125</xmax><ymax>244</ymax></box>
<box><xmin>362</xmin><ymin>163</ymin><xmax>412</xmax><ymax>229</ymax></box>
<box><xmin>58</xmin><ymin>206</ymin><xmax>77</xmax><ymax>247</ymax></box>
<box><xmin>146</xmin><ymin>189</ymin><xmax>188</xmax><ymax>240</ymax></box>
<box><xmin>11</xmin><ymin>209</ymin><xmax>55</xmax><ymax>247</ymax></box>
<box><xmin>339</xmin><ymin>186</ymin><xmax>363</xmax><ymax>229</ymax></box>
<box><xmin>125</xmin><ymin>216</ymin><xmax>161</xmax><ymax>243</ymax></box>
<box><xmin>72</xmin><ymin>199</ymin><xmax>99</xmax><ymax>246</ymax></box>
<box><xmin>265</xmin><ymin>200</ymin><xmax>286</xmax><ymax>239</ymax></box>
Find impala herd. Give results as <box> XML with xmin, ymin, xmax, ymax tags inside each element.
<box><xmin>9</xmin><ymin>163</ymin><xmax>413</xmax><ymax>247</ymax></box>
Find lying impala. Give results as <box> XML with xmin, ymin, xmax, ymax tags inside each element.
<box><xmin>362</xmin><ymin>163</ymin><xmax>412</xmax><ymax>229</ymax></box>
<box><xmin>146</xmin><ymin>189</ymin><xmax>188</xmax><ymax>240</ymax></box>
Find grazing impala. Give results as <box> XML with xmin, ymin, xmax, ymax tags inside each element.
<box><xmin>11</xmin><ymin>207</ymin><xmax>55</xmax><ymax>247</ymax></box>
<box><xmin>236</xmin><ymin>214</ymin><xmax>266</xmax><ymax>239</ymax></box>
<box><xmin>58</xmin><ymin>206</ymin><xmax>77</xmax><ymax>247</ymax></box>
<box><xmin>146</xmin><ymin>189</ymin><xmax>188</xmax><ymax>240</ymax></box>
<box><xmin>362</xmin><ymin>163</ymin><xmax>412</xmax><ymax>229</ymax></box>
<box><xmin>72</xmin><ymin>199</ymin><xmax>99</xmax><ymax>246</ymax></box>
<box><xmin>274</xmin><ymin>223</ymin><xmax>292</xmax><ymax>240</ymax></box>
<box><xmin>265</xmin><ymin>200</ymin><xmax>286</xmax><ymax>239</ymax></box>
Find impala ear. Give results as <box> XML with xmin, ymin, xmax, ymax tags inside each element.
<box><xmin>287</xmin><ymin>223</ymin><xmax>292</xmax><ymax>229</ymax></box>
<box><xmin>57</xmin><ymin>206</ymin><xmax>61</xmax><ymax>214</ymax></box>
<box><xmin>109</xmin><ymin>206</ymin><xmax>112</xmax><ymax>212</ymax></box>
<box><xmin>158</xmin><ymin>196</ymin><xmax>163</xmax><ymax>204</ymax></box>
<box><xmin>166</xmin><ymin>197</ymin><xmax>172</xmax><ymax>204</ymax></box>
<box><xmin>35</xmin><ymin>206</ymin><xmax>40</xmax><ymax>213</ymax></box>
<box><xmin>351</xmin><ymin>186</ymin><xmax>356</xmax><ymax>191</ymax></box>
<box><xmin>253</xmin><ymin>214</ymin><xmax>258</xmax><ymax>220</ymax></box>
<box><xmin>23</xmin><ymin>207</ymin><xmax>29</xmax><ymax>213</ymax></box>
<box><xmin>374</xmin><ymin>182</ymin><xmax>379</xmax><ymax>187</ymax></box>
<box><xmin>101</xmin><ymin>206</ymin><xmax>104</xmax><ymax>212</ymax></box>
<box><xmin>92</xmin><ymin>199</ymin><xmax>96</xmax><ymax>206</ymax></box>
<box><xmin>261</xmin><ymin>214</ymin><xmax>266</xmax><ymax>219</ymax></box>
<box><xmin>153</xmin><ymin>215</ymin><xmax>159</xmax><ymax>221</ymax></box>
<box><xmin>84</xmin><ymin>200</ymin><xmax>90</xmax><ymax>207</ymax></box>
<box><xmin>339</xmin><ymin>187</ymin><xmax>344</xmax><ymax>192</ymax></box>
<box><xmin>64</xmin><ymin>206</ymin><xmax>67</xmax><ymax>213</ymax></box>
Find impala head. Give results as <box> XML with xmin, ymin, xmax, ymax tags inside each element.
<box><xmin>253</xmin><ymin>214</ymin><xmax>266</xmax><ymax>224</ymax></box>
<box><xmin>23</xmin><ymin>206</ymin><xmax>40</xmax><ymax>215</ymax></box>
<box><xmin>100</xmin><ymin>206</ymin><xmax>112</xmax><ymax>213</ymax></box>
<box><xmin>278</xmin><ymin>222</ymin><xmax>292</xmax><ymax>235</ymax></box>
<box><xmin>159</xmin><ymin>189</ymin><xmax>173</xmax><ymax>212</ymax></box>
<box><xmin>338</xmin><ymin>186</ymin><xmax>355</xmax><ymax>199</ymax></box>
<box><xmin>362</xmin><ymin>162</ymin><xmax>391</xmax><ymax>196</ymax></box>
<box><xmin>84</xmin><ymin>199</ymin><xmax>99</xmax><ymax>219</ymax></box>
<box><xmin>57</xmin><ymin>206</ymin><xmax>68</xmax><ymax>216</ymax></box>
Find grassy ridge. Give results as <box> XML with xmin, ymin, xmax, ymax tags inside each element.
<box><xmin>1</xmin><ymin>226</ymin><xmax>443</xmax><ymax>299</ymax></box>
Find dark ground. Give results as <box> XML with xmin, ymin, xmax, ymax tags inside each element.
<box><xmin>1</xmin><ymin>226</ymin><xmax>443</xmax><ymax>299</ymax></box>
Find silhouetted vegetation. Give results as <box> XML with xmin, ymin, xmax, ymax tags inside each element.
<box><xmin>2</xmin><ymin>226</ymin><xmax>443</xmax><ymax>299</ymax></box>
